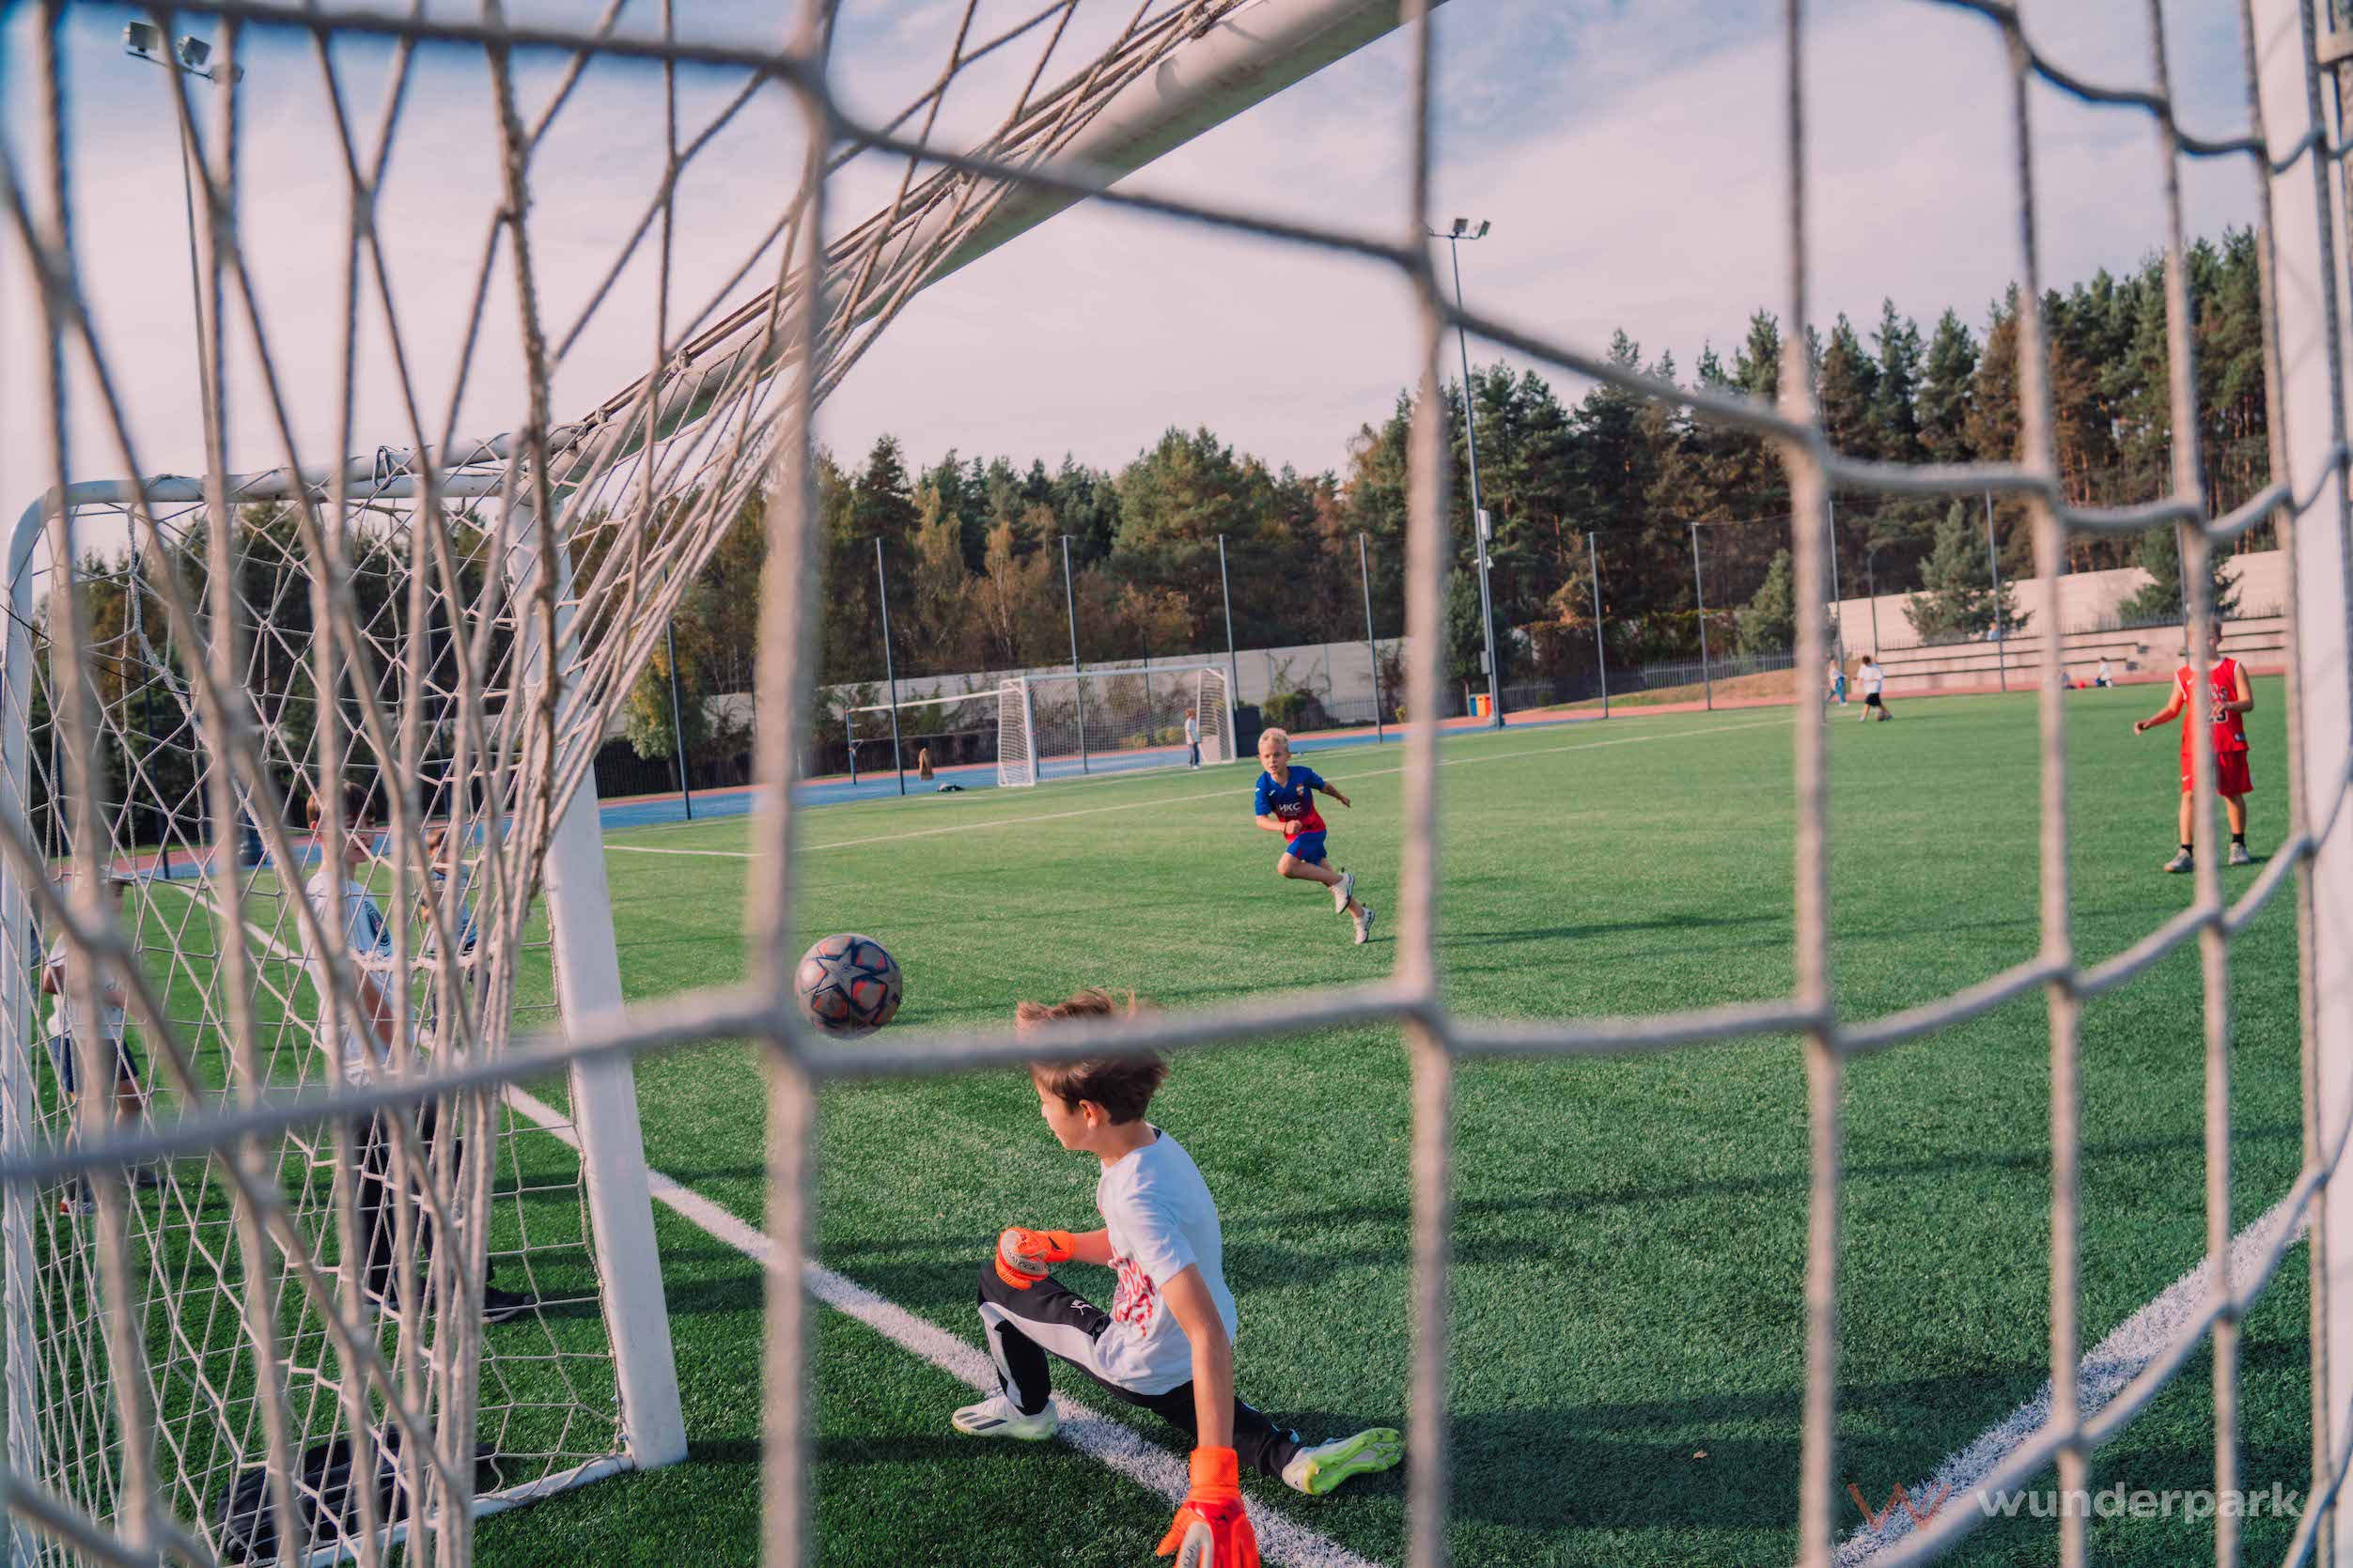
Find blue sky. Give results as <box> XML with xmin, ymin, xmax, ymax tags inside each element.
<box><xmin>0</xmin><ymin>0</ymin><xmax>2275</xmax><ymax>505</ymax></box>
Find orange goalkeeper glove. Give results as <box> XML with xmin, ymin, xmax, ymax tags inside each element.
<box><xmin>1155</xmin><ymin>1448</ymin><xmax>1259</xmax><ymax>1567</ymax></box>
<box><xmin>994</xmin><ymin>1227</ymin><xmax>1077</xmax><ymax>1290</ymax></box>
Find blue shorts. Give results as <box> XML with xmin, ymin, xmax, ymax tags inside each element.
<box><xmin>45</xmin><ymin>1034</ymin><xmax>135</xmax><ymax>1096</ymax></box>
<box><xmin>1284</xmin><ymin>831</ymin><xmax>1329</xmax><ymax>866</ymax></box>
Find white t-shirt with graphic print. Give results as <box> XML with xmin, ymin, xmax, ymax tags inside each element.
<box><xmin>1092</xmin><ymin>1126</ymin><xmax>1239</xmax><ymax>1396</ymax></box>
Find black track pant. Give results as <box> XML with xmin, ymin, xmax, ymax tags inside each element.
<box><xmin>974</xmin><ymin>1257</ymin><xmax>1302</xmax><ymax>1480</ymax></box>
<box><xmin>355</xmin><ymin>1102</ymin><xmax>499</xmax><ymax>1303</ymax></box>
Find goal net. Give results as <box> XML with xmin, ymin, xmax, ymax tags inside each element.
<box><xmin>996</xmin><ymin>664</ymin><xmax>1233</xmax><ymax>787</ymax></box>
<box><xmin>844</xmin><ymin>690</ymin><xmax>1000</xmax><ymax>788</ymax></box>
<box><xmin>5</xmin><ymin>2</ymin><xmax>2351</xmax><ymax>1568</ymax></box>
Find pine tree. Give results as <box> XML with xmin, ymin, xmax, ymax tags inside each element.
<box><xmin>1735</xmin><ymin>548</ymin><xmax>1797</xmax><ymax>656</ymax></box>
<box><xmin>1917</xmin><ymin>309</ymin><xmax>1978</xmax><ymax>464</ymax></box>
<box><xmin>2119</xmin><ymin>524</ymin><xmax>2238</xmax><ymax>625</ymax></box>
<box><xmin>1904</xmin><ymin>501</ymin><xmax>2027</xmax><ymax>642</ymax></box>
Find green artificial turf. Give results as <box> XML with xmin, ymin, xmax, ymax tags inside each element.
<box><xmin>447</xmin><ymin>682</ymin><xmax>2314</xmax><ymax>1566</ymax></box>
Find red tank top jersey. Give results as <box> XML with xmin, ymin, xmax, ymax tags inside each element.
<box><xmin>2176</xmin><ymin>657</ymin><xmax>2248</xmax><ymax>757</ymax></box>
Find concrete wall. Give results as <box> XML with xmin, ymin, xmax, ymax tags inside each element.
<box><xmin>1835</xmin><ymin>548</ymin><xmax>2286</xmax><ymax>658</ymax></box>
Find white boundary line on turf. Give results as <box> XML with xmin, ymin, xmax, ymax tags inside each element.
<box><xmin>605</xmin><ymin>717</ymin><xmax>1785</xmax><ymax>859</ymax></box>
<box><xmin>170</xmin><ymin>881</ymin><xmax>1383</xmax><ymax>1567</ymax></box>
<box><xmin>1836</xmin><ymin>1191</ymin><xmax>2304</xmax><ymax>1564</ymax></box>
<box><xmin>499</xmin><ymin>1088</ymin><xmax>1387</xmax><ymax>1568</ymax></box>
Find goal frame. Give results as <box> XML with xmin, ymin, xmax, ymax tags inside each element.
<box><xmin>994</xmin><ymin>662</ymin><xmax>1234</xmax><ymax>788</ymax></box>
<box><xmin>0</xmin><ymin>463</ymin><xmax>690</xmax><ymax>1531</ymax></box>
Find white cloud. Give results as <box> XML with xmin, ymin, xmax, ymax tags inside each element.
<box><xmin>0</xmin><ymin>0</ymin><xmax>2280</xmax><ymax>517</ymax></box>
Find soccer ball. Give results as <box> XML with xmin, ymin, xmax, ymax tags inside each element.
<box><xmin>794</xmin><ymin>933</ymin><xmax>903</xmax><ymax>1036</ymax></box>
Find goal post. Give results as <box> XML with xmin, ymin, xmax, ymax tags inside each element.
<box><xmin>996</xmin><ymin>664</ymin><xmax>1233</xmax><ymax>786</ymax></box>
<box><xmin>0</xmin><ymin>466</ymin><xmax>684</xmax><ymax>1560</ymax></box>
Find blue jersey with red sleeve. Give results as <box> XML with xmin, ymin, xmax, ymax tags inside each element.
<box><xmin>1254</xmin><ymin>765</ymin><xmax>1326</xmax><ymax>839</ymax></box>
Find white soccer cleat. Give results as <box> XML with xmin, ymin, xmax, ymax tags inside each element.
<box><xmin>2229</xmin><ymin>843</ymin><xmax>2253</xmax><ymax>866</ymax></box>
<box><xmin>950</xmin><ymin>1393</ymin><xmax>1058</xmax><ymax>1441</ymax></box>
<box><xmin>1332</xmin><ymin>869</ymin><xmax>1354</xmax><ymax>914</ymax></box>
<box><xmin>2163</xmin><ymin>849</ymin><xmax>2194</xmax><ymax>874</ymax></box>
<box><xmin>1353</xmin><ymin>904</ymin><xmax>1376</xmax><ymax>945</ymax></box>
<box><xmin>1283</xmin><ymin>1427</ymin><xmax>1403</xmax><ymax>1495</ymax></box>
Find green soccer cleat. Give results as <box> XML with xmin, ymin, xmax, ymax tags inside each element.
<box><xmin>1282</xmin><ymin>1427</ymin><xmax>1403</xmax><ymax>1496</ymax></box>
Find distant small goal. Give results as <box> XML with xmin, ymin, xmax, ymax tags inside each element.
<box><xmin>997</xmin><ymin>665</ymin><xmax>1235</xmax><ymax>787</ymax></box>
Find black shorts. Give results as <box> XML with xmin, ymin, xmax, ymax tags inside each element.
<box><xmin>1864</xmin><ymin>691</ymin><xmax>1884</xmax><ymax>708</ymax></box>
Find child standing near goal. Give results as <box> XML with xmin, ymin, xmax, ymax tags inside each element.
<box><xmin>1253</xmin><ymin>728</ymin><xmax>1373</xmax><ymax>944</ymax></box>
<box><xmin>44</xmin><ymin>876</ymin><xmax>152</xmax><ymax>1215</ymax></box>
<box><xmin>2133</xmin><ymin>623</ymin><xmax>2256</xmax><ymax>872</ymax></box>
<box><xmin>955</xmin><ymin>989</ymin><xmax>1403</xmax><ymax>1563</ymax></box>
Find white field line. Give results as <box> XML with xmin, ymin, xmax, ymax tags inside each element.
<box><xmin>607</xmin><ymin>717</ymin><xmax>1785</xmax><ymax>859</ymax></box>
<box><xmin>178</xmin><ymin>884</ymin><xmax>1383</xmax><ymax>1566</ymax></box>
<box><xmin>1837</xmin><ymin>1192</ymin><xmax>2306</xmax><ymax>1564</ymax></box>
<box><xmin>500</xmin><ymin>1088</ymin><xmax>1386</xmax><ymax>1568</ymax></box>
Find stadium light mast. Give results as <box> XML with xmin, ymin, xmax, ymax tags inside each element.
<box><xmin>1430</xmin><ymin>217</ymin><xmax>1503</xmax><ymax>729</ymax></box>
<box><xmin>123</xmin><ymin>23</ymin><xmax>238</xmax><ymax>419</ymax></box>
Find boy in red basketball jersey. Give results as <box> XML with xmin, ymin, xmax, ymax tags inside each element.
<box><xmin>2133</xmin><ymin>622</ymin><xmax>2255</xmax><ymax>872</ymax></box>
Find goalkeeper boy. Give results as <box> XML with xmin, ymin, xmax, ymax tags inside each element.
<box><xmin>1253</xmin><ymin>727</ymin><xmax>1374</xmax><ymax>944</ymax></box>
<box><xmin>956</xmin><ymin>989</ymin><xmax>1402</xmax><ymax>1563</ymax></box>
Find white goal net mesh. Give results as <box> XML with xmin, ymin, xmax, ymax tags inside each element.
<box><xmin>0</xmin><ymin>6</ymin><xmax>2349</xmax><ymax>1568</ymax></box>
<box><xmin>1002</xmin><ymin>664</ymin><xmax>1232</xmax><ymax>784</ymax></box>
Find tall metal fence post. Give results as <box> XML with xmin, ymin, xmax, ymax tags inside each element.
<box><xmin>875</xmin><ymin>537</ymin><xmax>905</xmax><ymax>797</ymax></box>
<box><xmin>1826</xmin><ymin>489</ymin><xmax>1845</xmax><ymax>661</ymax></box>
<box><xmin>1218</xmin><ymin>534</ymin><xmax>1240</xmax><ymax>720</ymax></box>
<box><xmin>845</xmin><ymin>709</ymin><xmax>858</xmax><ymax>786</ymax></box>
<box><xmin>1983</xmin><ymin>489</ymin><xmax>2007</xmax><ymax>693</ymax></box>
<box><xmin>1690</xmin><ymin>520</ymin><xmax>1713</xmax><ymax>711</ymax></box>
<box><xmin>1061</xmin><ymin>535</ymin><xmax>1090</xmax><ymax>775</ymax></box>
<box><xmin>1587</xmin><ymin>529</ymin><xmax>1609</xmax><ymax>720</ymax></box>
<box><xmin>664</xmin><ymin>616</ymin><xmax>693</xmax><ymax>820</ymax></box>
<box><xmin>1358</xmin><ymin>532</ymin><xmax>1383</xmax><ymax>743</ymax></box>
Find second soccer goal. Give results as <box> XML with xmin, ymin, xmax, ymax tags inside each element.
<box><xmin>997</xmin><ymin>665</ymin><xmax>1234</xmax><ymax>787</ymax></box>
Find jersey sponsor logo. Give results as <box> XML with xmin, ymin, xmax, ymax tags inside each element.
<box><xmin>1111</xmin><ymin>1253</ymin><xmax>1157</xmax><ymax>1329</ymax></box>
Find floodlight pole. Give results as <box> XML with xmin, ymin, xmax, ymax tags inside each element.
<box><xmin>1217</xmin><ymin>534</ymin><xmax>1240</xmax><ymax>723</ymax></box>
<box><xmin>1357</xmin><ymin>532</ymin><xmax>1382</xmax><ymax>744</ymax></box>
<box><xmin>1690</xmin><ymin>520</ymin><xmax>1713</xmax><ymax>711</ymax></box>
<box><xmin>875</xmin><ymin>537</ymin><xmax>905</xmax><ymax>797</ymax></box>
<box><xmin>662</xmin><ymin>617</ymin><xmax>693</xmax><ymax>820</ymax></box>
<box><xmin>124</xmin><ymin>28</ymin><xmax>231</xmax><ymax>423</ymax></box>
<box><xmin>1587</xmin><ymin>530</ymin><xmax>1609</xmax><ymax>720</ymax></box>
<box><xmin>1060</xmin><ymin>536</ymin><xmax>1090</xmax><ymax>775</ymax></box>
<box><xmin>1433</xmin><ymin>221</ymin><xmax>1504</xmax><ymax>729</ymax></box>
<box><xmin>1864</xmin><ymin>545</ymin><xmax>1880</xmax><ymax>655</ymax></box>
<box><xmin>1983</xmin><ymin>489</ymin><xmax>2006</xmax><ymax>693</ymax></box>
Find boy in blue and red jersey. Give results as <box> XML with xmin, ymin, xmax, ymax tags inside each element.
<box><xmin>1252</xmin><ymin>727</ymin><xmax>1373</xmax><ymax>944</ymax></box>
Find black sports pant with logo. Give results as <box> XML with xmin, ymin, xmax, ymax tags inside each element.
<box><xmin>974</xmin><ymin>1257</ymin><xmax>1303</xmax><ymax>1479</ymax></box>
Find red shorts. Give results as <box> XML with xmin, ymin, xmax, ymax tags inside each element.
<box><xmin>2180</xmin><ymin>751</ymin><xmax>2252</xmax><ymax>797</ymax></box>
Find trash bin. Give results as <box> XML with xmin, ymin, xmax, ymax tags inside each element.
<box><xmin>1469</xmin><ymin>692</ymin><xmax>1492</xmax><ymax>719</ymax></box>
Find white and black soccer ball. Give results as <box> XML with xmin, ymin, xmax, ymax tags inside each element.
<box><xmin>793</xmin><ymin>932</ymin><xmax>903</xmax><ymax>1036</ymax></box>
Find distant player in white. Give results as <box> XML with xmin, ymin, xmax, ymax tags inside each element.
<box><xmin>2096</xmin><ymin>658</ymin><xmax>2113</xmax><ymax>689</ymax></box>
<box><xmin>305</xmin><ymin>788</ymin><xmax>531</xmax><ymax>1321</ymax></box>
<box><xmin>1858</xmin><ymin>655</ymin><xmax>1891</xmax><ymax>722</ymax></box>
<box><xmin>1185</xmin><ymin>711</ymin><xmax>1202</xmax><ymax>769</ymax></box>
<box><xmin>303</xmin><ymin>788</ymin><xmax>397</xmax><ymax>1084</ymax></box>
<box><xmin>43</xmin><ymin>876</ymin><xmax>151</xmax><ymax>1214</ymax></box>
